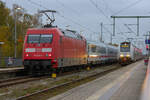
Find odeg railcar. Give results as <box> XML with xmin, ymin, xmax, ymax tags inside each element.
<box><xmin>118</xmin><ymin>42</ymin><xmax>142</xmax><ymax>65</ymax></box>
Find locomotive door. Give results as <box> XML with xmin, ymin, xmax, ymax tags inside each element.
<box><xmin>59</xmin><ymin>36</ymin><xmax>64</xmax><ymax>67</ymax></box>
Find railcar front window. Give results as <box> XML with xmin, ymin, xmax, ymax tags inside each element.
<box><xmin>120</xmin><ymin>46</ymin><xmax>130</xmax><ymax>52</ymax></box>
<box><xmin>91</xmin><ymin>46</ymin><xmax>96</xmax><ymax>52</ymax></box>
<box><xmin>120</xmin><ymin>42</ymin><xmax>130</xmax><ymax>52</ymax></box>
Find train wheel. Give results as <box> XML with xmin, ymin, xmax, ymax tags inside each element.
<box><xmin>24</xmin><ymin>66</ymin><xmax>30</xmax><ymax>75</ymax></box>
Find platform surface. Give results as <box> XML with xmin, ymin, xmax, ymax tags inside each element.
<box><xmin>0</xmin><ymin>67</ymin><xmax>24</xmax><ymax>72</ymax></box>
<box><xmin>48</xmin><ymin>61</ymin><xmax>147</xmax><ymax>100</ymax></box>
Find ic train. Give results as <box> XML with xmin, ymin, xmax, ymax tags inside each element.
<box><xmin>22</xmin><ymin>27</ymin><xmax>118</xmax><ymax>74</ymax></box>
<box><xmin>118</xmin><ymin>41</ymin><xmax>143</xmax><ymax>65</ymax></box>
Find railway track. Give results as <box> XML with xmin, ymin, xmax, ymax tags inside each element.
<box><xmin>0</xmin><ymin>76</ymin><xmax>47</xmax><ymax>88</ymax></box>
<box><xmin>0</xmin><ymin>64</ymin><xmax>104</xmax><ymax>88</ymax></box>
<box><xmin>0</xmin><ymin>69</ymin><xmax>85</xmax><ymax>88</ymax></box>
<box><xmin>16</xmin><ymin>65</ymin><xmax>121</xmax><ymax>100</ymax></box>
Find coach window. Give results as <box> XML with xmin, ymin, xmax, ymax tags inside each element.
<box><xmin>91</xmin><ymin>46</ymin><xmax>96</xmax><ymax>52</ymax></box>
<box><xmin>100</xmin><ymin>47</ymin><xmax>106</xmax><ymax>53</ymax></box>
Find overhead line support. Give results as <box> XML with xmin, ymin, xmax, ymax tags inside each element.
<box><xmin>111</xmin><ymin>16</ymin><xmax>150</xmax><ymax>36</ymax></box>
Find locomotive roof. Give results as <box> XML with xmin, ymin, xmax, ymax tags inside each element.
<box><xmin>27</xmin><ymin>27</ymin><xmax>85</xmax><ymax>40</ymax></box>
<box><xmin>27</xmin><ymin>27</ymin><xmax>58</xmax><ymax>31</ymax></box>
<box><xmin>87</xmin><ymin>41</ymin><xmax>106</xmax><ymax>46</ymax></box>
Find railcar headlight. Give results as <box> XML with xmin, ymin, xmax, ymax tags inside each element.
<box><xmin>89</xmin><ymin>55</ymin><xmax>98</xmax><ymax>58</ymax></box>
<box><xmin>120</xmin><ymin>54</ymin><xmax>124</xmax><ymax>57</ymax></box>
<box><xmin>126</xmin><ymin>54</ymin><xmax>130</xmax><ymax>57</ymax></box>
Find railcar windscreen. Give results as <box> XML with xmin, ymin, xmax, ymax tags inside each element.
<box><xmin>120</xmin><ymin>43</ymin><xmax>130</xmax><ymax>52</ymax></box>
<box><xmin>27</xmin><ymin>34</ymin><xmax>53</xmax><ymax>43</ymax></box>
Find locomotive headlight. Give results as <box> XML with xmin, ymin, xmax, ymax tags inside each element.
<box><xmin>42</xmin><ymin>48</ymin><xmax>52</xmax><ymax>52</ymax></box>
<box><xmin>126</xmin><ymin>54</ymin><xmax>130</xmax><ymax>57</ymax></box>
<box><xmin>120</xmin><ymin>54</ymin><xmax>124</xmax><ymax>57</ymax></box>
<box><xmin>46</xmin><ymin>53</ymin><xmax>51</xmax><ymax>57</ymax></box>
<box><xmin>25</xmin><ymin>48</ymin><xmax>35</xmax><ymax>52</ymax></box>
<box><xmin>26</xmin><ymin>53</ymin><xmax>29</xmax><ymax>57</ymax></box>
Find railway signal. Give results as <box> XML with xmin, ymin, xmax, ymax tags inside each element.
<box><xmin>146</xmin><ymin>45</ymin><xmax>149</xmax><ymax>50</ymax></box>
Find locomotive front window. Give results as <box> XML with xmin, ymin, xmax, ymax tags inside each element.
<box><xmin>40</xmin><ymin>34</ymin><xmax>53</xmax><ymax>43</ymax></box>
<box><xmin>27</xmin><ymin>34</ymin><xmax>53</xmax><ymax>43</ymax></box>
<box><xmin>27</xmin><ymin>35</ymin><xmax>40</xmax><ymax>43</ymax></box>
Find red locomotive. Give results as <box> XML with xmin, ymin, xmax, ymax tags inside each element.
<box><xmin>23</xmin><ymin>27</ymin><xmax>87</xmax><ymax>74</ymax></box>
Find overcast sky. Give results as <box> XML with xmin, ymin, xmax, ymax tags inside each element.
<box><xmin>2</xmin><ymin>0</ymin><xmax>150</xmax><ymax>50</ymax></box>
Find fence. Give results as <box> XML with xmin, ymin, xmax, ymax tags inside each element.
<box><xmin>0</xmin><ymin>57</ymin><xmax>22</xmax><ymax>67</ymax></box>
<box><xmin>140</xmin><ymin>58</ymin><xmax>150</xmax><ymax>100</ymax></box>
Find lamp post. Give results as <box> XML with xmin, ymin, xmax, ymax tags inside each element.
<box><xmin>14</xmin><ymin>7</ymin><xmax>21</xmax><ymax>58</ymax></box>
<box><xmin>0</xmin><ymin>42</ymin><xmax>4</xmax><ymax>57</ymax></box>
<box><xmin>0</xmin><ymin>42</ymin><xmax>4</xmax><ymax>66</ymax></box>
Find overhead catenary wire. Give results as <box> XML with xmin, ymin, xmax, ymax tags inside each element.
<box><xmin>94</xmin><ymin>0</ymin><xmax>142</xmax><ymax>39</ymax></box>
<box><xmin>112</xmin><ymin>0</ymin><xmax>143</xmax><ymax>15</ymax></box>
<box><xmin>89</xmin><ymin>0</ymin><xmax>125</xmax><ymax>41</ymax></box>
<box><xmin>89</xmin><ymin>0</ymin><xmax>112</xmax><ymax>23</ymax></box>
<box><xmin>102</xmin><ymin>24</ymin><xmax>113</xmax><ymax>43</ymax></box>
<box><xmin>54</xmin><ymin>0</ymin><xmax>95</xmax><ymax>32</ymax></box>
<box><xmin>57</xmin><ymin>13</ymin><xmax>96</xmax><ymax>33</ymax></box>
<box><xmin>55</xmin><ymin>0</ymin><xmax>85</xmax><ymax>28</ymax></box>
<box><xmin>124</xmin><ymin>24</ymin><xmax>136</xmax><ymax>35</ymax></box>
<box><xmin>27</xmin><ymin>0</ymin><xmax>47</xmax><ymax>10</ymax></box>
<box><xmin>27</xmin><ymin>0</ymin><xmax>96</xmax><ymax>33</ymax></box>
<box><xmin>56</xmin><ymin>0</ymin><xmax>116</xmax><ymax>39</ymax></box>
<box><xmin>55</xmin><ymin>0</ymin><xmax>81</xmax><ymax>16</ymax></box>
<box><xmin>101</xmin><ymin>0</ymin><xmax>115</xmax><ymax>14</ymax></box>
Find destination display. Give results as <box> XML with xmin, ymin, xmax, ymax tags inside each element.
<box><xmin>121</xmin><ymin>45</ymin><xmax>129</xmax><ymax>47</ymax></box>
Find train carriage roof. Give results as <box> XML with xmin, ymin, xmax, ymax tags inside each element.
<box><xmin>87</xmin><ymin>40</ymin><xmax>118</xmax><ymax>49</ymax></box>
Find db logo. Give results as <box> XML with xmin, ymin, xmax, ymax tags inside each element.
<box><xmin>36</xmin><ymin>48</ymin><xmax>41</xmax><ymax>52</ymax></box>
